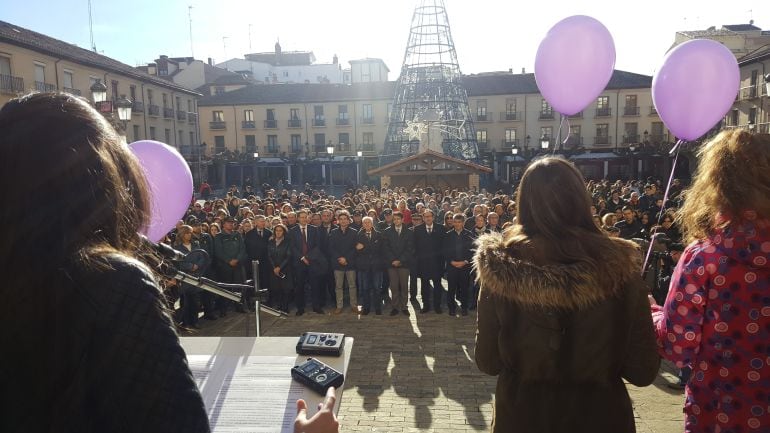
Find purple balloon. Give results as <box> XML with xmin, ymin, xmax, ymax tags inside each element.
<box><xmin>129</xmin><ymin>140</ymin><xmax>193</xmax><ymax>242</ymax></box>
<box><xmin>535</xmin><ymin>15</ymin><xmax>616</xmax><ymax>116</ymax></box>
<box><xmin>652</xmin><ymin>39</ymin><xmax>739</xmax><ymax>141</ymax></box>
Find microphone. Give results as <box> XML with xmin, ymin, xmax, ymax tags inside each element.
<box><xmin>140</xmin><ymin>235</ymin><xmax>187</xmax><ymax>262</ymax></box>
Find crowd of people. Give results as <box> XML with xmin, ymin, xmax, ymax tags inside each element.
<box><xmin>165</xmin><ymin>168</ymin><xmax>687</xmax><ymax>330</ymax></box>
<box><xmin>5</xmin><ymin>92</ymin><xmax>769</xmax><ymax>433</ymax></box>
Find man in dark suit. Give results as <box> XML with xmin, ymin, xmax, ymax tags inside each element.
<box><xmin>244</xmin><ymin>215</ymin><xmax>272</xmax><ymax>306</ymax></box>
<box><xmin>413</xmin><ymin>209</ymin><xmax>445</xmax><ymax>313</ymax></box>
<box><xmin>289</xmin><ymin>210</ymin><xmax>324</xmax><ymax>316</ymax></box>
<box><xmin>318</xmin><ymin>208</ymin><xmax>337</xmax><ymax>308</ymax></box>
<box><xmin>443</xmin><ymin>213</ymin><xmax>474</xmax><ymax>316</ymax></box>
<box><xmin>383</xmin><ymin>211</ymin><xmax>414</xmax><ymax>316</ymax></box>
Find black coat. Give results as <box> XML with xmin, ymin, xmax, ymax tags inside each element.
<box><xmin>268</xmin><ymin>238</ymin><xmax>292</xmax><ymax>272</ymax></box>
<box><xmin>328</xmin><ymin>227</ymin><xmax>359</xmax><ymax>271</ymax></box>
<box><xmin>382</xmin><ymin>225</ymin><xmax>414</xmax><ymax>268</ymax></box>
<box><xmin>289</xmin><ymin>224</ymin><xmax>327</xmax><ymax>276</ymax></box>
<box><xmin>413</xmin><ymin>223</ymin><xmax>445</xmax><ymax>279</ymax></box>
<box><xmin>355</xmin><ymin>229</ymin><xmax>385</xmax><ymax>271</ymax></box>
<box><xmin>4</xmin><ymin>255</ymin><xmax>210</xmax><ymax>432</ymax></box>
<box><xmin>444</xmin><ymin>229</ymin><xmax>474</xmax><ymax>266</ymax></box>
<box><xmin>244</xmin><ymin>228</ymin><xmax>272</xmax><ymax>262</ymax></box>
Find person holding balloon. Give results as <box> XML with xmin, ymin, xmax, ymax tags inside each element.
<box><xmin>0</xmin><ymin>93</ymin><xmax>210</xmax><ymax>431</ymax></box>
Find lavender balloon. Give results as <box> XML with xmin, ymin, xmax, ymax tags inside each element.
<box><xmin>652</xmin><ymin>39</ymin><xmax>739</xmax><ymax>141</ymax></box>
<box><xmin>535</xmin><ymin>15</ymin><xmax>616</xmax><ymax>116</ymax></box>
<box><xmin>129</xmin><ymin>140</ymin><xmax>193</xmax><ymax>242</ymax></box>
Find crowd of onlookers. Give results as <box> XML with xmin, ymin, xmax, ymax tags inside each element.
<box><xmin>162</xmin><ymin>177</ymin><xmax>684</xmax><ymax>329</ymax></box>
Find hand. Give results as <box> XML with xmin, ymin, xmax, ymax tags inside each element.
<box><xmin>302</xmin><ymin>257</ymin><xmax>310</xmax><ymax>265</ymax></box>
<box><xmin>294</xmin><ymin>387</ymin><xmax>339</xmax><ymax>433</ymax></box>
<box><xmin>274</xmin><ymin>267</ymin><xmax>281</xmax><ymax>276</ymax></box>
<box><xmin>229</xmin><ymin>259</ymin><xmax>238</xmax><ymax>267</ymax></box>
<box><xmin>191</xmin><ymin>264</ymin><xmax>199</xmax><ymax>272</ymax></box>
<box><xmin>648</xmin><ymin>294</ymin><xmax>657</xmax><ymax>306</ymax></box>
<box><xmin>355</xmin><ymin>243</ymin><xmax>364</xmax><ymax>251</ymax></box>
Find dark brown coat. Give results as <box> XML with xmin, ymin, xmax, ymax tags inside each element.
<box><xmin>473</xmin><ymin>233</ymin><xmax>659</xmax><ymax>433</ymax></box>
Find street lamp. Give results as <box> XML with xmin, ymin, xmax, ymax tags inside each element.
<box><xmin>90</xmin><ymin>79</ymin><xmax>107</xmax><ymax>103</ymax></box>
<box><xmin>357</xmin><ymin>150</ymin><xmax>363</xmax><ymax>157</ymax></box>
<box><xmin>114</xmin><ymin>94</ymin><xmax>133</xmax><ymax>139</ymax></box>
<box><xmin>540</xmin><ymin>135</ymin><xmax>550</xmax><ymax>150</ymax></box>
<box><xmin>326</xmin><ymin>144</ymin><xmax>334</xmax><ymax>187</ymax></box>
<box><xmin>511</xmin><ymin>147</ymin><xmax>518</xmax><ymax>155</ymax></box>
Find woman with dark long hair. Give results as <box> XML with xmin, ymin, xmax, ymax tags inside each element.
<box><xmin>474</xmin><ymin>156</ymin><xmax>659</xmax><ymax>432</ymax></box>
<box><xmin>653</xmin><ymin>130</ymin><xmax>770</xmax><ymax>432</ymax></box>
<box><xmin>0</xmin><ymin>93</ymin><xmax>209</xmax><ymax>431</ymax></box>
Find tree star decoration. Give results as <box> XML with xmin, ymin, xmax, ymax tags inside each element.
<box><xmin>403</xmin><ymin>120</ymin><xmax>429</xmax><ymax>141</ymax></box>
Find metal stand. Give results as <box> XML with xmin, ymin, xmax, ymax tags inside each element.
<box><xmin>253</xmin><ymin>259</ymin><xmax>261</xmax><ymax>337</ymax></box>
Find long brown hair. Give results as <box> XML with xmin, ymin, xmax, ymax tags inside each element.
<box><xmin>504</xmin><ymin>157</ymin><xmax>639</xmax><ymax>285</ymax></box>
<box><xmin>679</xmin><ymin>129</ymin><xmax>770</xmax><ymax>242</ymax></box>
<box><xmin>0</xmin><ymin>93</ymin><xmax>151</xmax><ymax>293</ymax></box>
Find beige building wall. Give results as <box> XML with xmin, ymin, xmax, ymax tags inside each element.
<box><xmin>200</xmin><ymin>98</ymin><xmax>391</xmax><ymax>157</ymax></box>
<box><xmin>0</xmin><ymin>41</ymin><xmax>200</xmax><ymax>149</ymax></box>
<box><xmin>469</xmin><ymin>87</ymin><xmax>666</xmax><ymax>152</ymax></box>
<box><xmin>730</xmin><ymin>59</ymin><xmax>770</xmax><ymax>133</ymax></box>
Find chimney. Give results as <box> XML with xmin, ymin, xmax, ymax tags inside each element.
<box><xmin>275</xmin><ymin>41</ymin><xmax>282</xmax><ymax>55</ymax></box>
<box><xmin>521</xmin><ymin>67</ymin><xmax>526</xmax><ymax>74</ymax></box>
<box><xmin>508</xmin><ymin>68</ymin><xmax>513</xmax><ymax>73</ymax></box>
<box><xmin>208</xmin><ymin>57</ymin><xmax>213</xmax><ymax>66</ymax></box>
<box><xmin>333</xmin><ymin>54</ymin><xmax>338</xmax><ymax>65</ymax></box>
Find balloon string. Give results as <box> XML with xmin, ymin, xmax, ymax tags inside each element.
<box><xmin>640</xmin><ymin>139</ymin><xmax>683</xmax><ymax>276</ymax></box>
<box><xmin>553</xmin><ymin>114</ymin><xmax>569</xmax><ymax>155</ymax></box>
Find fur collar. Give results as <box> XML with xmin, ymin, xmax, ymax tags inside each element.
<box><xmin>473</xmin><ymin>232</ymin><xmax>639</xmax><ymax>311</ymax></box>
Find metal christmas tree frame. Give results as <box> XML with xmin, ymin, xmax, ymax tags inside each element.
<box><xmin>383</xmin><ymin>0</ymin><xmax>479</xmax><ymax>162</ymax></box>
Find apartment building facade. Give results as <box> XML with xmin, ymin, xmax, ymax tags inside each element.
<box><xmin>198</xmin><ymin>69</ymin><xmax>672</xmax><ymax>186</ymax></box>
<box><xmin>0</xmin><ymin>20</ymin><xmax>204</xmax><ymax>180</ymax></box>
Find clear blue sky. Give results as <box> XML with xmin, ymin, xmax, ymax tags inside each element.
<box><xmin>3</xmin><ymin>0</ymin><xmax>768</xmax><ymax>76</ymax></box>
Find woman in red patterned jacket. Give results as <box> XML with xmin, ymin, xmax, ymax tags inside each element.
<box><xmin>653</xmin><ymin>129</ymin><xmax>770</xmax><ymax>433</ymax></box>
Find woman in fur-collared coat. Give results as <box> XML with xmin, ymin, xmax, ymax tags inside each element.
<box><xmin>474</xmin><ymin>157</ymin><xmax>660</xmax><ymax>433</ymax></box>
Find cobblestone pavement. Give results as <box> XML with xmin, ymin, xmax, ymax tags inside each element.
<box><xmin>183</xmin><ymin>299</ymin><xmax>686</xmax><ymax>432</ymax></box>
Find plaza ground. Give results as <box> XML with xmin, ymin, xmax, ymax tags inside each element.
<box><xmin>182</xmin><ymin>299</ymin><xmax>685</xmax><ymax>432</ymax></box>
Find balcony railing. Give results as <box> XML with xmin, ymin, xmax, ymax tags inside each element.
<box><xmin>476</xmin><ymin>141</ymin><xmax>489</xmax><ymax>152</ymax></box>
<box><xmin>362</xmin><ymin>143</ymin><xmax>375</xmax><ymax>151</ymax></box>
<box><xmin>360</xmin><ymin>117</ymin><xmax>374</xmax><ymax>125</ymax></box>
<box><xmin>264</xmin><ymin>119</ymin><xmax>277</xmax><ymax>129</ymax></box>
<box><xmin>474</xmin><ymin>112</ymin><xmax>492</xmax><ymax>122</ymax></box>
<box><xmin>242</xmin><ymin>120</ymin><xmax>256</xmax><ymax>129</ymax></box>
<box><xmin>290</xmin><ymin>144</ymin><xmax>302</xmax><ymax>154</ymax></box>
<box><xmin>501</xmin><ymin>139</ymin><xmax>519</xmax><ymax>148</ymax></box>
<box><xmin>132</xmin><ymin>101</ymin><xmax>144</xmax><ymax>113</ymax></box>
<box><xmin>187</xmin><ymin>112</ymin><xmax>197</xmax><ymax>124</ymax></box>
<box><xmin>177</xmin><ymin>110</ymin><xmax>187</xmax><ymax>121</ymax></box>
<box><xmin>209</xmin><ymin>121</ymin><xmax>227</xmax><ymax>130</ymax></box>
<box><xmin>35</xmin><ymin>81</ymin><xmax>56</xmax><ymax>92</ymax></box>
<box><xmin>648</xmin><ymin>134</ymin><xmax>667</xmax><ymax>144</ymax></box>
<box><xmin>337</xmin><ymin>143</ymin><xmax>351</xmax><ymax>152</ymax></box>
<box><xmin>147</xmin><ymin>105</ymin><xmax>160</xmax><ymax>116</ymax></box>
<box><xmin>740</xmin><ymin>85</ymin><xmax>759</xmax><ymax>100</ymax></box>
<box><xmin>312</xmin><ymin>118</ymin><xmax>326</xmax><ymax>127</ymax></box>
<box><xmin>244</xmin><ymin>145</ymin><xmax>257</xmax><ymax>154</ymax></box>
<box><xmin>623</xmin><ymin>106</ymin><xmax>640</xmax><ymax>116</ymax></box>
<box><xmin>163</xmin><ymin>107</ymin><xmax>175</xmax><ymax>119</ymax></box>
<box><xmin>595</xmin><ymin>107</ymin><xmax>612</xmax><ymax>117</ymax></box>
<box><xmin>594</xmin><ymin>136</ymin><xmax>611</xmax><ymax>145</ymax></box>
<box><xmin>62</xmin><ymin>87</ymin><xmax>81</xmax><ymax>96</ymax></box>
<box><xmin>214</xmin><ymin>145</ymin><xmax>226</xmax><ymax>154</ymax></box>
<box><xmin>568</xmin><ymin>111</ymin><xmax>583</xmax><ymax>119</ymax></box>
<box><xmin>758</xmin><ymin>122</ymin><xmax>770</xmax><ymax>134</ymax></box>
<box><xmin>336</xmin><ymin>118</ymin><xmax>351</xmax><ymax>126</ymax></box>
<box><xmin>288</xmin><ymin>119</ymin><xmax>302</xmax><ymax>128</ymax></box>
<box><xmin>649</xmin><ymin>106</ymin><xmax>658</xmax><ymax>116</ymax></box>
<box><xmin>0</xmin><ymin>74</ymin><xmax>24</xmax><ymax>94</ymax></box>
<box><xmin>623</xmin><ymin>134</ymin><xmax>640</xmax><ymax>144</ymax></box>
<box><xmin>566</xmin><ymin>135</ymin><xmax>583</xmax><ymax>146</ymax></box>
<box><xmin>266</xmin><ymin>145</ymin><xmax>279</xmax><ymax>154</ymax></box>
<box><xmin>500</xmin><ymin>111</ymin><xmax>520</xmax><ymax>121</ymax></box>
<box><xmin>539</xmin><ymin>110</ymin><xmax>554</xmax><ymax>120</ymax></box>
